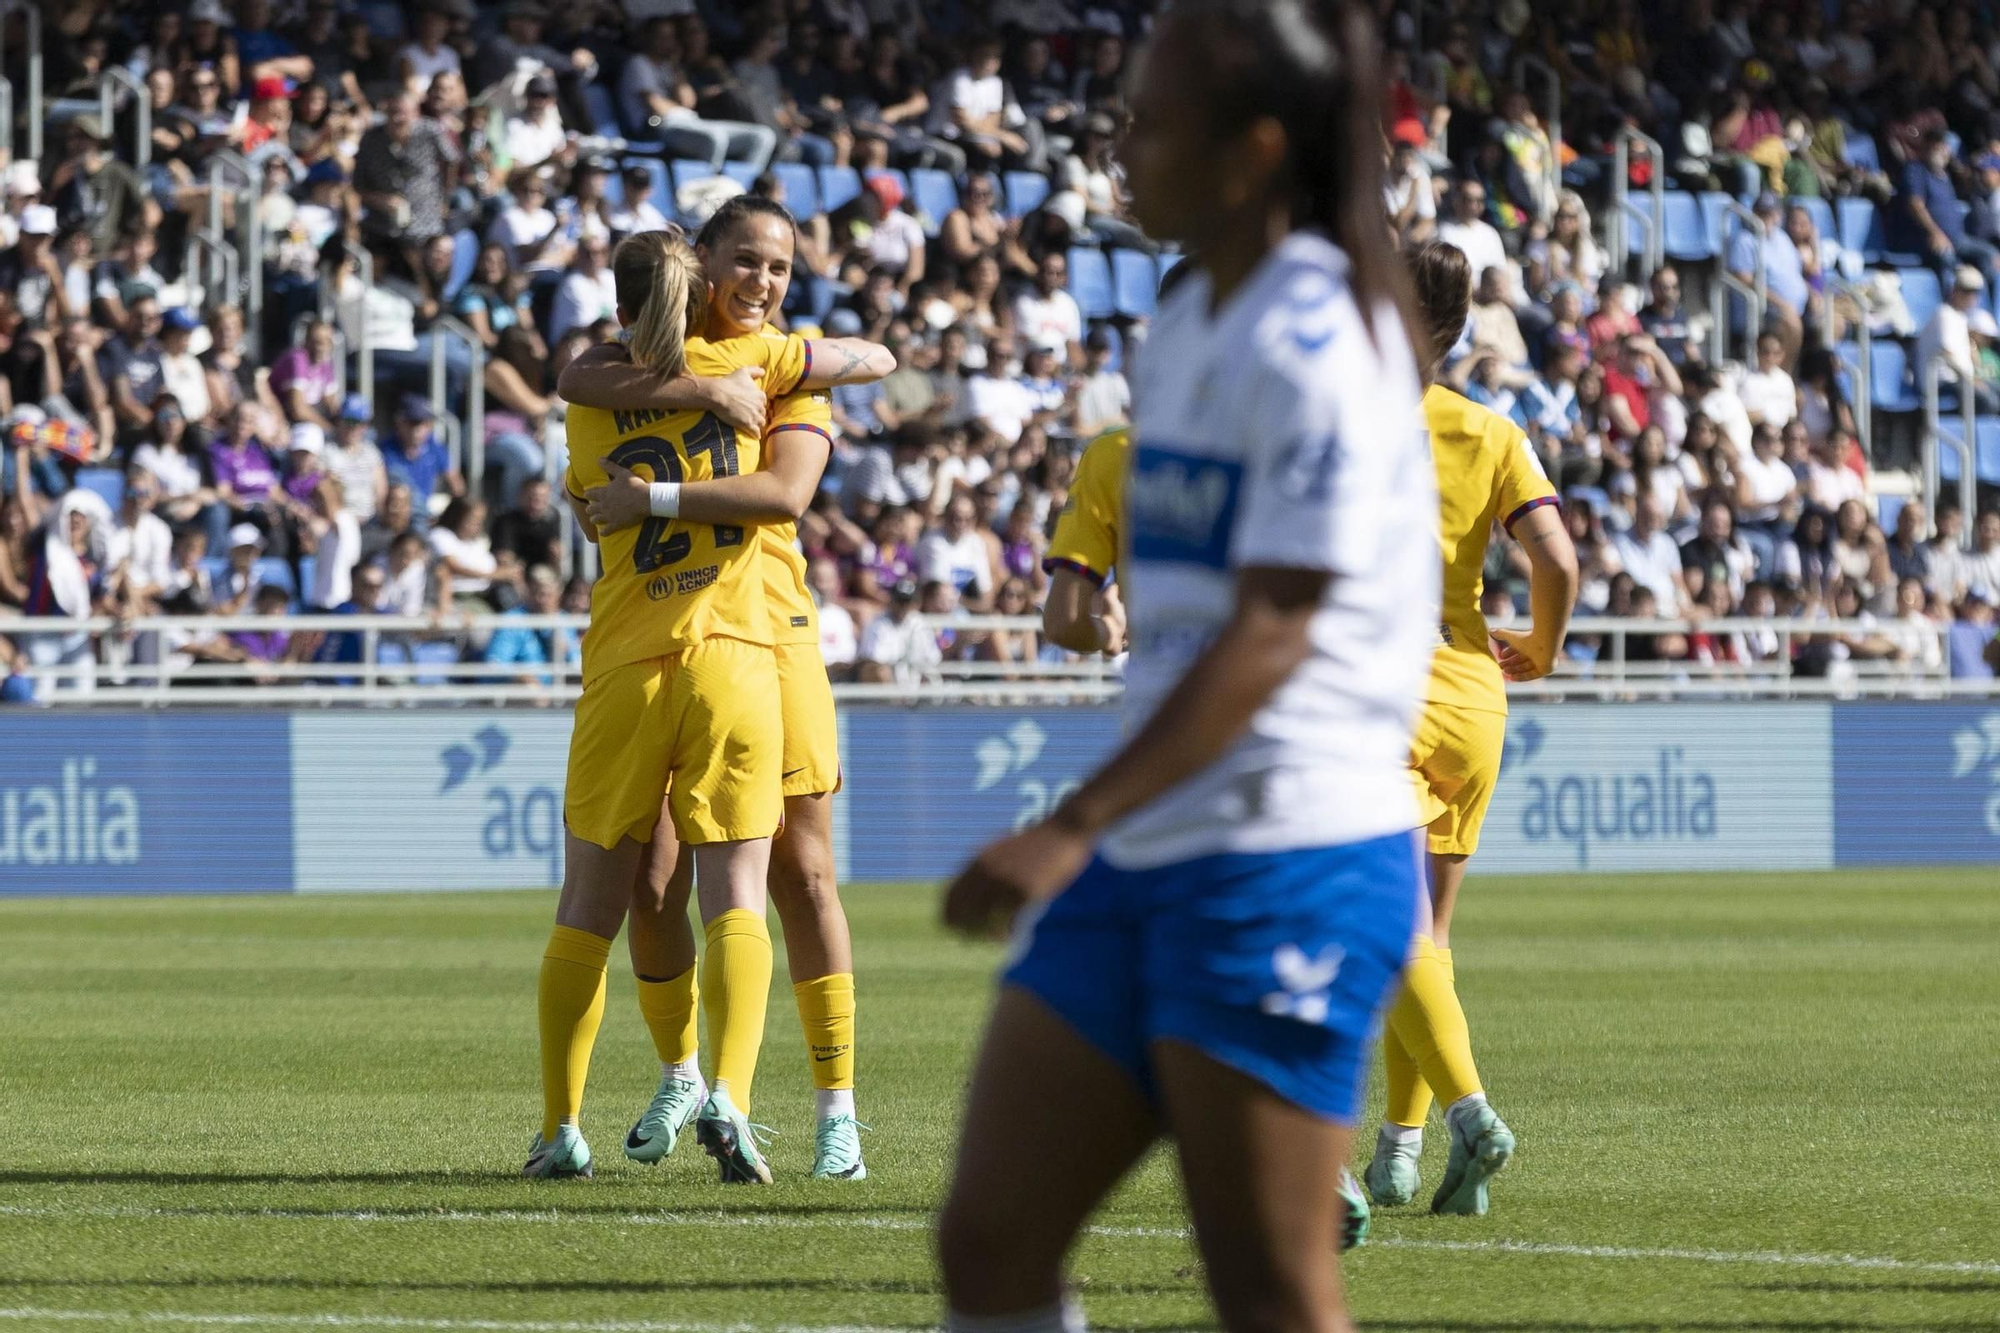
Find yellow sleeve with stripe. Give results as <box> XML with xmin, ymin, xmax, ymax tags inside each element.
<box><xmin>1043</xmin><ymin>426</ymin><xmax>1130</xmax><ymax>587</ymax></box>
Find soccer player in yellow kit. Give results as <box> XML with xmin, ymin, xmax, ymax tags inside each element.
<box><xmin>560</xmin><ymin>200</ymin><xmax>895</xmax><ymax>1179</ymax></box>
<box><xmin>531</xmin><ymin>228</ymin><xmax>810</xmax><ymax>1184</ymax></box>
<box><xmin>1365</xmin><ymin>240</ymin><xmax>1580</xmax><ymax>1216</ymax></box>
<box><xmin>1040</xmin><ymin>425</ymin><xmax>1130</xmax><ymax>655</ymax></box>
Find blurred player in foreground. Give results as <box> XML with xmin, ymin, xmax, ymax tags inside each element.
<box><xmin>1365</xmin><ymin>240</ymin><xmax>1579</xmax><ymax>1216</ymax></box>
<box><xmin>936</xmin><ymin>2</ymin><xmax>1437</xmax><ymax>1328</ymax></box>
<box><xmin>560</xmin><ymin>200</ymin><xmax>894</xmax><ymax>1181</ymax></box>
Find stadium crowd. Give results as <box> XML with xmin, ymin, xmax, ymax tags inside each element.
<box><xmin>2</xmin><ymin>0</ymin><xmax>2000</xmax><ymax>701</ymax></box>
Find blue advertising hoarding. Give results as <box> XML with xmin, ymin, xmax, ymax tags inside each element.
<box><xmin>0</xmin><ymin>702</ymin><xmax>1993</xmax><ymax>894</ymax></box>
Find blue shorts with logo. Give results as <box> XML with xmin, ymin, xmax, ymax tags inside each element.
<box><xmin>1003</xmin><ymin>831</ymin><xmax>1422</xmax><ymax>1124</ymax></box>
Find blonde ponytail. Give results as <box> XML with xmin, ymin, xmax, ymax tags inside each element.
<box><xmin>612</xmin><ymin>229</ymin><xmax>709</xmax><ymax>380</ymax></box>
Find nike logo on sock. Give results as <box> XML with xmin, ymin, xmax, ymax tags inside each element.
<box><xmin>812</xmin><ymin>1046</ymin><xmax>851</xmax><ymax>1062</ymax></box>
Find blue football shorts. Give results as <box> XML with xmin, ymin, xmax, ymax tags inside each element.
<box><xmin>1003</xmin><ymin>831</ymin><xmax>1422</xmax><ymax>1124</ymax></box>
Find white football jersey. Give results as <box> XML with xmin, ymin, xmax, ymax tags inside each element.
<box><xmin>1101</xmin><ymin>232</ymin><xmax>1440</xmax><ymax>870</ymax></box>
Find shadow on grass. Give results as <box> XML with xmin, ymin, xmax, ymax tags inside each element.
<box><xmin>0</xmin><ymin>1275</ymin><xmax>1190</xmax><ymax>1300</ymax></box>
<box><xmin>1743</xmin><ymin>1278</ymin><xmax>2000</xmax><ymax>1297</ymax></box>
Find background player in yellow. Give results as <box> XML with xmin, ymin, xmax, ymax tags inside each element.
<box><xmin>1040</xmin><ymin>425</ymin><xmax>1130</xmax><ymax>657</ymax></box>
<box><xmin>529</xmin><ymin>228</ymin><xmax>805</xmax><ymax>1186</ymax></box>
<box><xmin>1366</xmin><ymin>240</ymin><xmax>1579</xmax><ymax>1216</ymax></box>
<box><xmin>559</xmin><ymin>199</ymin><xmax>895</xmax><ymax>1180</ymax></box>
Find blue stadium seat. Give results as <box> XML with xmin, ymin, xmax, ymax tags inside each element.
<box><xmin>1095</xmin><ymin>322</ymin><xmax>1124</xmax><ymax>373</ymax></box>
<box><xmin>1699</xmin><ymin>191</ymin><xmax>1735</xmax><ymax>260</ymax></box>
<box><xmin>670</xmin><ymin>158</ymin><xmax>717</xmax><ymax>191</ymax></box>
<box><xmin>1841</xmin><ymin>125</ymin><xmax>1881</xmax><ymax>173</ymax></box>
<box><xmin>720</xmin><ymin>161</ymin><xmax>762</xmax><ymax>190</ymax></box>
<box><xmin>622</xmin><ymin>158</ymin><xmax>671</xmax><ymax>213</ymax></box>
<box><xmin>1898</xmin><ymin>268</ymin><xmax>1943</xmax><ymax>333</ymax></box>
<box><xmin>1876</xmin><ymin>494</ymin><xmax>1907</xmax><ymax>533</ymax></box>
<box><xmin>295</xmin><ymin>555</ymin><xmax>317</xmax><ymax>604</ymax></box>
<box><xmin>1110</xmin><ymin>248</ymin><xmax>1158</xmax><ymax>319</ymax></box>
<box><xmin>909</xmin><ymin>168</ymin><xmax>958</xmax><ymax>233</ymax></box>
<box><xmin>581</xmin><ymin>83</ymin><xmax>622</xmax><ymax>140</ymax></box>
<box><xmin>1660</xmin><ymin>190</ymin><xmax>1710</xmax><ymax>262</ymax></box>
<box><xmin>1947</xmin><ymin>417</ymin><xmax>2000</xmax><ymax>484</ymax></box>
<box><xmin>772</xmin><ymin>162</ymin><xmax>819</xmax><ymax>217</ymax></box>
<box><xmin>1003</xmin><ymin>170</ymin><xmax>1050</xmax><ymax>219</ymax></box>
<box><xmin>1836</xmin><ymin>197</ymin><xmax>1876</xmax><ymax>260</ymax></box>
<box><xmin>199</xmin><ymin>556</ymin><xmax>229</xmax><ymax>589</ymax></box>
<box><xmin>817</xmin><ymin>165</ymin><xmax>863</xmax><ymax>214</ymax></box>
<box><xmin>72</xmin><ymin>467</ymin><xmax>123</xmax><ymax>511</ymax></box>
<box><xmin>1066</xmin><ymin>247</ymin><xmax>1116</xmax><ymax>321</ymax></box>
<box><xmin>1798</xmin><ymin>197</ymin><xmax>1835</xmax><ymax>248</ymax></box>
<box><xmin>1868</xmin><ymin>341</ymin><xmax>1921</xmax><ymax>413</ymax></box>
<box><xmin>442</xmin><ymin>229</ymin><xmax>478</xmax><ymax>303</ymax></box>
<box><xmin>1159</xmin><ymin>251</ymin><xmax>1186</xmax><ymax>286</ymax></box>
<box><xmin>252</xmin><ymin>558</ymin><xmax>297</xmax><ymax>602</ymax></box>
<box><xmin>376</xmin><ymin>639</ymin><xmax>411</xmax><ymax>669</ymax></box>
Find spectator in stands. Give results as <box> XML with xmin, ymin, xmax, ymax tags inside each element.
<box><xmin>1729</xmin><ymin>192</ymin><xmax>1807</xmax><ymax>364</ymax></box>
<box><xmin>209</xmin><ymin>403</ymin><xmax>285</xmax><ymax>546</ymax></box>
<box><xmin>1460</xmin><ymin>266</ymin><xmax>1532</xmax><ymax>385</ymax></box>
<box><xmin>1947</xmin><ymin>591</ymin><xmax>1997</xmax><ymax>679</ymax></box>
<box><xmin>325</xmin><ymin>396</ymin><xmax>387</xmax><ymax>525</ymax></box>
<box><xmin>353</xmin><ymin>93</ymin><xmax>457</xmax><ymax>247</ymax></box>
<box><xmin>468</xmin><ymin>1</ymin><xmax>595</xmax><ymax>107</ymax></box>
<box><xmin>861</xmin><ymin>175</ymin><xmax>927</xmax><ymax>296</ymax></box>
<box><xmin>939</xmin><ymin>173</ymin><xmax>1029</xmax><ymax>278</ymax></box>
<box><xmin>916</xmin><ymin>494</ymin><xmax>996</xmax><ymax>611</ymax></box>
<box><xmin>271</xmin><ymin>319</ymin><xmax>341</xmax><ymax>429</ymax></box>
<box><xmin>155</xmin><ymin>309</ymin><xmax>212</xmax><ymax>428</ymax></box>
<box><xmin>1737</xmin><ymin>332</ymin><xmax>1797</xmax><ymax>429</ymax></box>
<box><xmin>1013</xmin><ymin>251</ymin><xmax>1083</xmax><ymax>370</ymax></box>
<box><xmin>944</xmin><ymin>33</ymin><xmax>1039</xmax><ymax>172</ymax></box>
<box><xmin>488</xmin><ymin>168</ymin><xmax>571</xmax><ymax>276</ymax></box>
<box><xmin>1071</xmin><ymin>327</ymin><xmax>1128</xmax><ymax>438</ymax></box>
<box><xmin>1384</xmin><ymin>140</ymin><xmax>1436</xmax><ymax>246</ymax></box>
<box><xmin>1601</xmin><ymin>333</ymin><xmax>1682</xmax><ymax>446</ymax></box>
<box><xmin>484</xmin><ymin>562</ymin><xmax>577</xmax><ymax>685</ymax></box>
<box><xmin>48</xmin><ymin>117</ymin><xmax>151</xmax><ymax>256</ymax></box>
<box><xmin>104</xmin><ymin>465</ymin><xmax>173</xmax><ymax>615</ymax></box>
<box><xmin>383</xmin><ymin>396</ymin><xmax>460</xmax><ymax>511</ymax></box>
<box><xmin>619</xmin><ymin>18</ymin><xmax>775</xmax><ymax>172</ymax></box>
<box><xmin>1639</xmin><ymin>265</ymin><xmax>1704</xmax><ymax>367</ymax></box>
<box><xmin>362</xmin><ymin>483</ymin><xmax>418</xmax><ymax>569</ymax></box>
<box><xmin>548</xmin><ymin>236</ymin><xmax>618</xmax><ymax>344</ymax></box>
<box><xmin>505</xmin><ymin>73</ymin><xmax>571</xmax><ymax>171</ymax></box>
<box><xmin>608</xmin><ymin>165</ymin><xmax>672</xmax><ymax>238</ymax></box>
<box><xmin>1917</xmin><ymin>266</ymin><xmax>1995</xmax><ymax>412</ymax></box>
<box><xmin>1437</xmin><ymin>180</ymin><xmax>1511</xmax><ymax>305</ymax></box>
<box><xmin>398</xmin><ymin>0</ymin><xmax>466</xmax><ymax>98</ymax></box>
<box><xmin>1614</xmin><ymin>493</ymin><xmax>1692</xmax><ymax>618</ymax></box>
<box><xmin>1967</xmin><ymin>511</ymin><xmax>2000</xmax><ymax>603</ymax></box>
<box><xmin>302</xmin><ymin>475</ymin><xmax>362</xmax><ymax>613</ymax></box>
<box><xmin>1894</xmin><ymin>128</ymin><xmax>1998</xmax><ymax>289</ymax></box>
<box><xmin>1805</xmin><ymin>426</ymin><xmax>1867</xmax><ymax>512</ymax></box>
<box><xmin>428</xmin><ymin>496</ymin><xmax>496</xmax><ymax>611</ymax></box>
<box><xmin>1926</xmin><ymin>505</ymin><xmax>1970</xmax><ymax>602</ymax></box>
<box><xmin>100</xmin><ymin>291</ymin><xmax>166</xmax><ymax>445</ymax></box>
<box><xmin>492</xmin><ymin>476</ymin><xmax>563</xmax><ymax>571</ymax></box>
<box><xmin>856</xmin><ymin>577</ymin><xmax>941</xmax><ymax>685</ymax></box>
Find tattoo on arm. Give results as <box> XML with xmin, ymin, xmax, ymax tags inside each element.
<box><xmin>827</xmin><ymin>344</ymin><xmax>870</xmax><ymax>382</ymax></box>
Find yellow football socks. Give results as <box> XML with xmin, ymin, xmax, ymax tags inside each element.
<box><xmin>635</xmin><ymin>965</ymin><xmax>701</xmax><ymax>1068</ymax></box>
<box><xmin>537</xmin><ymin>925</ymin><xmax>612</xmax><ymax>1140</ymax></box>
<box><xmin>1383</xmin><ymin>1026</ymin><xmax>1432</xmax><ymax>1128</ymax></box>
<box><xmin>702</xmin><ymin>909</ymin><xmax>773</xmax><ymax>1113</ymax></box>
<box><xmin>1385</xmin><ymin>934</ymin><xmax>1482</xmax><ymax>1118</ymax></box>
<box><xmin>794</xmin><ymin>973</ymin><xmax>856</xmax><ymax>1091</ymax></box>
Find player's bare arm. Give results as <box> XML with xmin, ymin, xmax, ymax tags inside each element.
<box><xmin>945</xmin><ymin>565</ymin><xmax>1325</xmax><ymax>939</ymax></box>
<box><xmin>559</xmin><ymin>344</ymin><xmax>770</xmax><ymax>438</ymax></box>
<box><xmin>1490</xmin><ymin>504</ymin><xmax>1579</xmax><ymax>682</ymax></box>
<box><xmin>587</xmin><ymin>428</ymin><xmax>832</xmax><ymax>533</ymax></box>
<box><xmin>1042</xmin><ymin>568</ymin><xmax>1126</xmax><ymax>655</ymax></box>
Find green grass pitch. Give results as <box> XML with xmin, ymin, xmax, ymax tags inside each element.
<box><xmin>4</xmin><ymin>870</ymin><xmax>1999</xmax><ymax>1332</ymax></box>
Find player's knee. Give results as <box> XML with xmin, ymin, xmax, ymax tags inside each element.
<box><xmin>937</xmin><ymin>1191</ymin><xmax>1045</xmax><ymax>1303</ymax></box>
<box><xmin>769</xmin><ymin>837</ymin><xmax>839</xmax><ymax>915</ymax></box>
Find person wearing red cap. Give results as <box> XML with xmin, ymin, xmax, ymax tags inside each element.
<box><xmin>241</xmin><ymin>77</ymin><xmax>294</xmax><ymax>154</ymax></box>
<box><xmin>861</xmin><ymin>173</ymin><xmax>926</xmax><ymax>296</ymax></box>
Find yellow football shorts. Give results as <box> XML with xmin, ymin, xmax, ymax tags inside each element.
<box><xmin>566</xmin><ymin>637</ymin><xmax>783</xmax><ymax>850</ymax></box>
<box><xmin>1407</xmin><ymin>701</ymin><xmax>1507</xmax><ymax>858</ymax></box>
<box><xmin>776</xmin><ymin>641</ymin><xmax>842</xmax><ymax>798</ymax></box>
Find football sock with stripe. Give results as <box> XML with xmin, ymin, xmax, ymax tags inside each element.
<box><xmin>537</xmin><ymin>925</ymin><xmax>612</xmax><ymax>1140</ymax></box>
<box><xmin>794</xmin><ymin>972</ymin><xmax>857</xmax><ymax>1105</ymax></box>
<box><xmin>635</xmin><ymin>965</ymin><xmax>701</xmax><ymax>1071</ymax></box>
<box><xmin>1386</xmin><ymin>933</ymin><xmax>1483</xmax><ymax>1112</ymax></box>
<box><xmin>703</xmin><ymin>908</ymin><xmax>773</xmax><ymax>1115</ymax></box>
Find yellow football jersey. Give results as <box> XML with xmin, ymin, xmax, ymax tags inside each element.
<box><xmin>755</xmin><ymin>325</ymin><xmax>834</xmax><ymax>647</ymax></box>
<box><xmin>565</xmin><ymin>332</ymin><xmax>810</xmax><ymax>683</ymax></box>
<box><xmin>1043</xmin><ymin>425</ymin><xmax>1130</xmax><ymax>585</ymax></box>
<box><xmin>1421</xmin><ymin>384</ymin><xmax>1559</xmax><ymax>714</ymax></box>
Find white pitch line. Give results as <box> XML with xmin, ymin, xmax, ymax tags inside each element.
<box><xmin>0</xmin><ymin>1310</ymin><xmax>905</xmax><ymax>1333</ymax></box>
<box><xmin>5</xmin><ymin>1204</ymin><xmax>1998</xmax><ymax>1279</ymax></box>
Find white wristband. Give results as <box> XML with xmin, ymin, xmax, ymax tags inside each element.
<box><xmin>648</xmin><ymin>482</ymin><xmax>681</xmax><ymax>518</ymax></box>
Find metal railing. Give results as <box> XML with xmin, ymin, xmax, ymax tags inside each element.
<box><xmin>1711</xmin><ymin>201</ymin><xmax>1766</xmax><ymax>366</ymax></box>
<box><xmin>1610</xmin><ymin>127</ymin><xmax>1664</xmax><ymax>279</ymax></box>
<box><xmin>185</xmin><ymin>230</ymin><xmax>238</xmax><ymax>310</ymax></box>
<box><xmin>0</xmin><ymin>5</ymin><xmax>44</xmax><ymax>161</ymax></box>
<box><xmin>97</xmin><ymin>66</ymin><xmax>149</xmax><ymax>167</ymax></box>
<box><xmin>1825</xmin><ymin>278</ymin><xmax>1872</xmax><ymax>458</ymax></box>
<box><xmin>1920</xmin><ymin>355</ymin><xmax>1978</xmax><ymax>548</ymax></box>
<box><xmin>428</xmin><ymin>315</ymin><xmax>488</xmax><ymax>487</ymax></box>
<box><xmin>327</xmin><ymin>239</ymin><xmax>375</xmax><ymax>405</ymax></box>
<box><xmin>6</xmin><ymin>612</ymin><xmax>1986</xmax><ymax>707</ymax></box>
<box><xmin>1512</xmin><ymin>56</ymin><xmax>1563</xmax><ymax>213</ymax></box>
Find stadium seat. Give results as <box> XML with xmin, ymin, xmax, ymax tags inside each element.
<box><xmin>1798</xmin><ymin>197</ymin><xmax>1835</xmax><ymax>248</ymax></box>
<box><xmin>1948</xmin><ymin>417</ymin><xmax>2000</xmax><ymax>484</ymax></box>
<box><xmin>1003</xmin><ymin>170</ymin><xmax>1051</xmax><ymax>219</ymax></box>
<box><xmin>1836</xmin><ymin>197</ymin><xmax>1876</xmax><ymax>260</ymax></box>
<box><xmin>442</xmin><ymin>230</ymin><xmax>478</xmax><ymax>303</ymax></box>
<box><xmin>1898</xmin><ymin>268</ymin><xmax>1942</xmax><ymax>334</ymax></box>
<box><xmin>1699</xmin><ymin>191</ymin><xmax>1735</xmax><ymax>260</ymax></box>
<box><xmin>772</xmin><ymin>162</ymin><xmax>819</xmax><ymax>217</ymax></box>
<box><xmin>622</xmin><ymin>159</ymin><xmax>671</xmax><ymax>214</ymax></box>
<box><xmin>581</xmin><ymin>83</ymin><xmax>622</xmax><ymax>141</ymax></box>
<box><xmin>1876</xmin><ymin>494</ymin><xmax>1906</xmax><ymax>533</ymax></box>
<box><xmin>1095</xmin><ymin>321</ymin><xmax>1124</xmax><ymax>373</ymax></box>
<box><xmin>295</xmin><ymin>555</ymin><xmax>317</xmax><ymax>603</ymax></box>
<box><xmin>411</xmin><ymin>639</ymin><xmax>464</xmax><ymax>686</ymax></box>
<box><xmin>1159</xmin><ymin>251</ymin><xmax>1186</xmax><ymax>286</ymax></box>
<box><xmin>1110</xmin><ymin>248</ymin><xmax>1158</xmax><ymax>319</ymax></box>
<box><xmin>720</xmin><ymin>161</ymin><xmax>762</xmax><ymax>191</ymax></box>
<box><xmin>253</xmin><ymin>558</ymin><xmax>298</xmax><ymax>602</ymax></box>
<box><xmin>1868</xmin><ymin>341</ymin><xmax>1921</xmax><ymax>413</ymax></box>
<box><xmin>909</xmin><ymin>168</ymin><xmax>958</xmax><ymax>233</ymax></box>
<box><xmin>72</xmin><ymin>467</ymin><xmax>124</xmax><ymax>511</ymax></box>
<box><xmin>1660</xmin><ymin>190</ymin><xmax>1710</xmax><ymax>262</ymax></box>
<box><xmin>1066</xmin><ymin>247</ymin><xmax>1116</xmax><ymax>321</ymax></box>
<box><xmin>670</xmin><ymin>158</ymin><xmax>717</xmax><ymax>192</ymax></box>
<box><xmin>1841</xmin><ymin>125</ymin><xmax>1881</xmax><ymax>173</ymax></box>
<box><xmin>817</xmin><ymin>165</ymin><xmax>863</xmax><ymax>214</ymax></box>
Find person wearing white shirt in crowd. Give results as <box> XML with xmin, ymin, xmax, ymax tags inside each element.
<box><xmin>1384</xmin><ymin>140</ymin><xmax>1435</xmax><ymax>243</ymax></box>
<box><xmin>1805</xmin><ymin>426</ymin><xmax>1866</xmax><ymax>512</ymax></box>
<box><xmin>304</xmin><ymin>475</ymin><xmax>363</xmax><ymax>611</ymax></box>
<box><xmin>380</xmin><ymin>530</ymin><xmax>438</xmax><ymax>617</ymax></box>
<box><xmin>505</xmin><ymin>73</ymin><xmax>570</xmax><ymax>171</ymax></box>
<box><xmin>1070</xmin><ymin>327</ymin><xmax>1129</xmax><ymax>436</ymax></box>
<box><xmin>1735</xmin><ymin>332</ymin><xmax>1796</xmax><ymax>427</ymax></box>
<box><xmin>807</xmin><ymin>556</ymin><xmax>858</xmax><ymax>675</ymax></box>
<box><xmin>608</xmin><ymin>164</ymin><xmax>673</xmax><ymax>237</ymax></box>
<box><xmin>856</xmin><ymin>578</ymin><xmax>942</xmax><ymax>684</ymax></box>
<box><xmin>105</xmin><ymin>466</ymin><xmax>174</xmax><ymax>605</ymax></box>
<box><xmin>966</xmin><ymin>339</ymin><xmax>1037</xmax><ymax>444</ymax></box>
<box><xmin>487</xmin><ymin>169</ymin><xmax>572</xmax><ymax>275</ymax></box>
<box><xmin>428</xmin><ymin>496</ymin><xmax>498</xmax><ymax>603</ymax></box>
<box><xmin>1437</xmin><ymin>178</ymin><xmax>1516</xmax><ymax>305</ymax></box>
<box><xmin>1916</xmin><ymin>267</ymin><xmax>1989</xmax><ymax>410</ymax></box>
<box><xmin>398</xmin><ymin>0</ymin><xmax>465</xmax><ymax>97</ymax></box>
<box><xmin>1613</xmin><ymin>493</ymin><xmax>1691</xmax><ymax>616</ymax></box>
<box><xmin>155</xmin><ymin>308</ymin><xmax>212</xmax><ymax>425</ymax></box>
<box><xmin>1966</xmin><ymin>511</ymin><xmax>2000</xmax><ymax>603</ymax></box>
<box><xmin>1011</xmin><ymin>251</ymin><xmax>1083</xmax><ymax>369</ymax></box>
<box><xmin>944</xmin><ymin>33</ymin><xmax>1034</xmax><ymax>167</ymax></box>
<box><xmin>547</xmin><ymin>235</ymin><xmax>618</xmax><ymax>343</ymax></box>
<box><xmin>916</xmin><ymin>494</ymin><xmax>996</xmax><ymax>609</ymax></box>
<box><xmin>1925</xmin><ymin>507</ymin><xmax>1971</xmax><ymax>602</ymax></box>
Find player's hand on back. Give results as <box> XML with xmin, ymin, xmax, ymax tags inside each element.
<box><xmin>943</xmin><ymin>820</ymin><xmax>1093</xmax><ymax>941</ymax></box>
<box><xmin>700</xmin><ymin>366</ymin><xmax>768</xmax><ymax>438</ymax></box>
<box><xmin>585</xmin><ymin>458</ymin><xmax>653</xmax><ymax>535</ymax></box>
<box><xmin>1092</xmin><ymin>583</ymin><xmax>1127</xmax><ymax>656</ymax></box>
<box><xmin>1490</xmin><ymin>627</ymin><xmax>1556</xmax><ymax>682</ymax></box>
